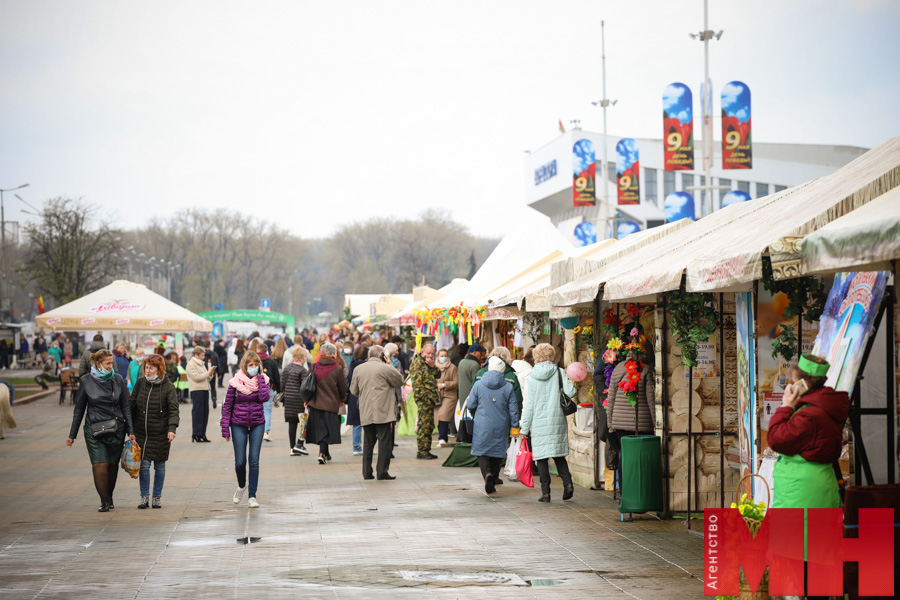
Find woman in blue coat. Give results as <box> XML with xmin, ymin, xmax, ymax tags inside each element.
<box><xmin>520</xmin><ymin>343</ymin><xmax>577</xmax><ymax>503</ymax></box>
<box><xmin>467</xmin><ymin>357</ymin><xmax>519</xmax><ymax>494</ymax></box>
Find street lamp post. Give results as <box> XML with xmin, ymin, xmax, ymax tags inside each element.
<box><xmin>592</xmin><ymin>22</ymin><xmax>617</xmax><ymax>240</ymax></box>
<box><xmin>0</xmin><ymin>183</ymin><xmax>29</xmax><ymax>314</ymax></box>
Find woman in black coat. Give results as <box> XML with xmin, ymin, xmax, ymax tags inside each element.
<box><xmin>345</xmin><ymin>344</ymin><xmax>368</xmax><ymax>455</ymax></box>
<box><xmin>282</xmin><ymin>345</ymin><xmax>309</xmax><ymax>456</ymax></box>
<box><xmin>66</xmin><ymin>349</ymin><xmax>135</xmax><ymax>512</ymax></box>
<box><xmin>130</xmin><ymin>354</ymin><xmax>180</xmax><ymax>509</ymax></box>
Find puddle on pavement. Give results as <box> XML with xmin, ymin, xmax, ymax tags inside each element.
<box><xmin>236</xmin><ymin>537</ymin><xmax>262</xmax><ymax>545</ymax></box>
<box><xmin>396</xmin><ymin>571</ymin><xmax>527</xmax><ymax>586</ymax></box>
<box><xmin>527</xmin><ymin>579</ymin><xmax>562</xmax><ymax>586</ymax></box>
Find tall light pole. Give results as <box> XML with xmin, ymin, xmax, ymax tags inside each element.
<box><xmin>0</xmin><ymin>183</ymin><xmax>29</xmax><ymax>315</ymax></box>
<box><xmin>592</xmin><ymin>22</ymin><xmax>617</xmax><ymax>240</ymax></box>
<box><xmin>690</xmin><ymin>0</ymin><xmax>723</xmax><ymax>217</ymax></box>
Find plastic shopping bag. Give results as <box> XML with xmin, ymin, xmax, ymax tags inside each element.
<box><xmin>121</xmin><ymin>440</ymin><xmax>141</xmax><ymax>479</ymax></box>
<box><xmin>504</xmin><ymin>437</ymin><xmax>521</xmax><ymax>481</ymax></box>
<box><xmin>515</xmin><ymin>437</ymin><xmax>534</xmax><ymax>488</ymax></box>
<box><xmin>297</xmin><ymin>412</ymin><xmax>308</xmax><ymax>438</ymax></box>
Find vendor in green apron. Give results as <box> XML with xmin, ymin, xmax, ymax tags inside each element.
<box><xmin>767</xmin><ymin>353</ymin><xmax>849</xmax><ymax>597</ymax></box>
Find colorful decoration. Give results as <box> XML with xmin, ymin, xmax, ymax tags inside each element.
<box><xmin>663</xmin><ymin>82</ymin><xmax>694</xmax><ymax>171</ymax></box>
<box><xmin>618</xmin><ymin>357</ymin><xmax>644</xmax><ymax>407</ymax></box>
<box><xmin>414</xmin><ymin>304</ymin><xmax>486</xmax><ymax>340</ymax></box>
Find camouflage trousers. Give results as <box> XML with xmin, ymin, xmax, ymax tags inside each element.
<box><xmin>416</xmin><ymin>402</ymin><xmax>435</xmax><ymax>456</ymax></box>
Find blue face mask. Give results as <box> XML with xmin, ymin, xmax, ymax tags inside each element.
<box><xmin>390</xmin><ymin>356</ymin><xmax>400</xmax><ymax>369</ymax></box>
<box><xmin>247</xmin><ymin>366</ymin><xmax>260</xmax><ymax>376</ymax></box>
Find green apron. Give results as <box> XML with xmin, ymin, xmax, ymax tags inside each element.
<box><xmin>772</xmin><ymin>417</ymin><xmax>840</xmax><ymax>559</ymax></box>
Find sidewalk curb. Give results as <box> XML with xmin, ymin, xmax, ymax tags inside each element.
<box><xmin>12</xmin><ymin>389</ymin><xmax>56</xmax><ymax>406</ymax></box>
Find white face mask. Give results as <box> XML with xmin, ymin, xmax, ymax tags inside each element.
<box><xmin>147</xmin><ymin>374</ymin><xmax>159</xmax><ymax>382</ymax></box>
<box><xmin>439</xmin><ymin>356</ymin><xmax>449</xmax><ymax>364</ymax></box>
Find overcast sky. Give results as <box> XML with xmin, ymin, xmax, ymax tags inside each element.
<box><xmin>1</xmin><ymin>0</ymin><xmax>898</xmax><ymax>239</ymax></box>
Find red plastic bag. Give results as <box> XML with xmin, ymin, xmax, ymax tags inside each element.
<box><xmin>515</xmin><ymin>437</ymin><xmax>534</xmax><ymax>488</ymax></box>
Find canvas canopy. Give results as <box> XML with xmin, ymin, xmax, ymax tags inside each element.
<box><xmin>36</xmin><ymin>280</ymin><xmax>213</xmax><ymax>332</ymax></box>
<box><xmin>388</xmin><ymin>279</ymin><xmax>469</xmax><ymax>326</ymax></box>
<box><xmin>800</xmin><ymin>184</ymin><xmax>900</xmax><ymax>275</ymax></box>
<box><xmin>549</xmin><ymin>219</ymin><xmax>693</xmax><ymax>307</ymax></box>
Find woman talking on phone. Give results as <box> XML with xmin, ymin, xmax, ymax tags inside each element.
<box><xmin>66</xmin><ymin>349</ymin><xmax>135</xmax><ymax>512</ymax></box>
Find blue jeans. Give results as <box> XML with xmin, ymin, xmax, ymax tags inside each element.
<box><xmin>263</xmin><ymin>398</ymin><xmax>273</xmax><ymax>433</ymax></box>
<box><xmin>231</xmin><ymin>424</ymin><xmax>264</xmax><ymax>498</ymax></box>
<box><xmin>352</xmin><ymin>425</ymin><xmax>362</xmax><ymax>452</ymax></box>
<box><xmin>139</xmin><ymin>460</ymin><xmax>166</xmax><ymax>497</ymax></box>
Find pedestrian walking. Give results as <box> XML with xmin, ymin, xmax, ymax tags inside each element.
<box><xmin>113</xmin><ymin>343</ymin><xmax>131</xmax><ymax>380</ymax></box>
<box><xmin>214</xmin><ymin>340</ymin><xmax>228</xmax><ymax>387</ymax></box>
<box><xmin>304</xmin><ymin>342</ymin><xmax>346</xmax><ymax>464</ymax></box>
<box><xmin>350</xmin><ymin>345</ymin><xmax>404</xmax><ymax>480</ymax></box>
<box><xmin>130</xmin><ymin>354</ymin><xmax>179</xmax><ymax>509</ymax></box>
<box><xmin>78</xmin><ymin>334</ymin><xmax>106</xmax><ymax>376</ymax></box>
<box><xmin>256</xmin><ymin>341</ymin><xmax>280</xmax><ymax>442</ymax></box>
<box><xmin>467</xmin><ymin>356</ymin><xmax>519</xmax><ymax>494</ymax></box>
<box><xmin>34</xmin><ymin>352</ymin><xmax>59</xmax><ymax>389</ymax></box>
<box><xmin>128</xmin><ymin>348</ymin><xmax>146</xmax><ymax>389</ymax></box>
<box><xmin>66</xmin><ymin>349</ymin><xmax>135</xmax><ymax>512</ymax></box>
<box><xmin>345</xmin><ymin>345</ymin><xmax>368</xmax><ymax>455</ymax></box>
<box><xmin>281</xmin><ymin>345</ymin><xmax>309</xmax><ymax>456</ymax></box>
<box><xmin>48</xmin><ymin>341</ymin><xmax>63</xmax><ymax>371</ymax></box>
<box><xmin>63</xmin><ymin>337</ymin><xmax>74</xmax><ymax>368</ymax></box>
<box><xmin>232</xmin><ymin>338</ymin><xmax>246</xmax><ymax>375</ymax></box>
<box><xmin>202</xmin><ymin>340</ymin><xmax>219</xmax><ymax>409</ymax></box>
<box><xmin>520</xmin><ymin>343</ymin><xmax>576</xmax><ymax>503</ymax></box>
<box><xmin>434</xmin><ymin>348</ymin><xmax>458</xmax><ymax>447</ymax></box>
<box><xmin>221</xmin><ymin>351</ymin><xmax>270</xmax><ymax>508</ymax></box>
<box><xmin>186</xmin><ymin>346</ymin><xmax>216</xmax><ymax>442</ymax></box>
<box><xmin>409</xmin><ymin>343</ymin><xmax>440</xmax><ymax>459</ymax></box>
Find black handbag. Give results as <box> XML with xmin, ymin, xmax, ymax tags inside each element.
<box><xmin>299</xmin><ymin>367</ymin><xmax>317</xmax><ymax>403</ymax></box>
<box><xmin>557</xmin><ymin>368</ymin><xmax>577</xmax><ymax>416</ymax></box>
<box><xmin>90</xmin><ymin>418</ymin><xmax>119</xmax><ymax>439</ymax></box>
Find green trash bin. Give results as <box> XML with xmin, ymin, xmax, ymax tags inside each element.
<box><xmin>619</xmin><ymin>435</ymin><xmax>663</xmax><ymax>514</ymax></box>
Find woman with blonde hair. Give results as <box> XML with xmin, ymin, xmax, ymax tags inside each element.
<box><xmin>281</xmin><ymin>345</ymin><xmax>309</xmax><ymax>456</ymax></box>
<box><xmin>221</xmin><ymin>350</ymin><xmax>270</xmax><ymax>507</ymax></box>
<box><xmin>186</xmin><ymin>346</ymin><xmax>216</xmax><ymax>443</ymax></box>
<box><xmin>66</xmin><ymin>349</ymin><xmax>135</xmax><ymax>512</ymax></box>
<box><xmin>434</xmin><ymin>348</ymin><xmax>458</xmax><ymax>448</ymax></box>
<box><xmin>520</xmin><ymin>343</ymin><xmax>576</xmax><ymax>503</ymax></box>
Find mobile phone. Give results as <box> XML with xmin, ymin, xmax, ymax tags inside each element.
<box><xmin>793</xmin><ymin>379</ymin><xmax>809</xmax><ymax>396</ymax></box>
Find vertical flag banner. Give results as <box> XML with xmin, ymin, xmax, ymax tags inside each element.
<box><xmin>664</xmin><ymin>191</ymin><xmax>695</xmax><ymax>221</ymax></box>
<box><xmin>572</xmin><ymin>139</ymin><xmax>596</xmax><ymax>207</ymax></box>
<box><xmin>663</xmin><ymin>83</ymin><xmax>694</xmax><ymax>171</ymax></box>
<box><xmin>722</xmin><ymin>190</ymin><xmax>752</xmax><ymax>207</ymax></box>
<box><xmin>722</xmin><ymin>81</ymin><xmax>752</xmax><ymax>169</ymax></box>
<box><xmin>615</xmin><ymin>138</ymin><xmax>640</xmax><ymax>205</ymax></box>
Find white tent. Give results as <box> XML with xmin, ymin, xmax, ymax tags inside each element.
<box><xmin>36</xmin><ymin>280</ymin><xmax>213</xmax><ymax>332</ymax></box>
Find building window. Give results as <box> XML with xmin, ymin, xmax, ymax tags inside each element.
<box><xmin>645</xmin><ymin>168</ymin><xmax>658</xmax><ymax>205</ymax></box>
<box><xmin>664</xmin><ymin>171</ymin><xmax>676</xmax><ymax>198</ymax></box>
<box><xmin>737</xmin><ymin>180</ymin><xmax>750</xmax><ymax>193</ymax></box>
<box><xmin>608</xmin><ymin>162</ymin><xmax>616</xmax><ymax>185</ymax></box>
<box><xmin>756</xmin><ymin>182</ymin><xmax>768</xmax><ymax>198</ymax></box>
<box><xmin>718</xmin><ymin>178</ymin><xmax>731</xmax><ymax>205</ymax></box>
<box><xmin>774</xmin><ymin>184</ymin><xmax>787</xmax><ymax>192</ymax></box>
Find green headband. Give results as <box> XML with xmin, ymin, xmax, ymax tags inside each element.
<box><xmin>798</xmin><ymin>354</ymin><xmax>829</xmax><ymax>377</ymax></box>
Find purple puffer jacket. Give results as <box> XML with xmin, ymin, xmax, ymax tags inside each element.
<box><xmin>221</xmin><ymin>376</ymin><xmax>270</xmax><ymax>436</ymax></box>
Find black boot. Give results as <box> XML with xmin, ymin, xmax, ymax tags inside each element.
<box><xmin>563</xmin><ymin>484</ymin><xmax>574</xmax><ymax>501</ymax></box>
<box><xmin>98</xmin><ymin>500</ymin><xmax>111</xmax><ymax>512</ymax></box>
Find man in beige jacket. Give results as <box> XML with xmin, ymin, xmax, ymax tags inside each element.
<box><xmin>350</xmin><ymin>345</ymin><xmax>404</xmax><ymax>480</ymax></box>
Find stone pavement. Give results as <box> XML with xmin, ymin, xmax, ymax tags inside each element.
<box><xmin>0</xmin><ymin>394</ymin><xmax>704</xmax><ymax>599</ymax></box>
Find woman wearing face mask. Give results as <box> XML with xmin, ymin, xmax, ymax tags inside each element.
<box><xmin>66</xmin><ymin>349</ymin><xmax>136</xmax><ymax>512</ymax></box>
<box><xmin>128</xmin><ymin>348</ymin><xmax>146</xmax><ymax>390</ymax></box>
<box><xmin>434</xmin><ymin>348</ymin><xmax>458</xmax><ymax>448</ymax></box>
<box><xmin>221</xmin><ymin>351</ymin><xmax>270</xmax><ymax>508</ymax></box>
<box><xmin>130</xmin><ymin>354</ymin><xmax>179</xmax><ymax>509</ymax></box>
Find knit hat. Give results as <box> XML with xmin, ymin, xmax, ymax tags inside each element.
<box><xmin>488</xmin><ymin>356</ymin><xmax>505</xmax><ymax>372</ymax></box>
<box><xmin>383</xmin><ymin>343</ymin><xmax>399</xmax><ymax>357</ymax></box>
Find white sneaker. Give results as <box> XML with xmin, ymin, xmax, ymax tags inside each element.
<box><xmin>353</xmin><ymin>450</ymin><xmax>363</xmax><ymax>456</ymax></box>
<box><xmin>436</xmin><ymin>439</ymin><xmax>447</xmax><ymax>448</ymax></box>
<box><xmin>233</xmin><ymin>487</ymin><xmax>246</xmax><ymax>504</ymax></box>
<box><xmin>293</xmin><ymin>444</ymin><xmax>309</xmax><ymax>455</ymax></box>
<box><xmin>290</xmin><ymin>449</ymin><xmax>303</xmax><ymax>456</ymax></box>
<box><xmin>248</xmin><ymin>497</ymin><xmax>259</xmax><ymax>508</ymax></box>
<box><xmin>263</xmin><ymin>432</ymin><xmax>271</xmax><ymax>442</ymax></box>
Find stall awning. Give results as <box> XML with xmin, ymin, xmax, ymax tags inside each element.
<box><xmin>684</xmin><ymin>136</ymin><xmax>900</xmax><ymax>292</ymax></box>
<box><xmin>35</xmin><ymin>280</ymin><xmax>213</xmax><ymax>332</ymax></box>
<box><xmin>799</xmin><ymin>184</ymin><xmax>900</xmax><ymax>275</ymax></box>
<box><xmin>548</xmin><ymin>219</ymin><xmax>693</xmax><ymax>307</ymax></box>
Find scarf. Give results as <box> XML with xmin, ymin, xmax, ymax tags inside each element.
<box><xmin>191</xmin><ymin>356</ymin><xmax>205</xmax><ymax>366</ymax></box>
<box><xmin>91</xmin><ymin>365</ymin><xmax>116</xmax><ymax>381</ymax></box>
<box><xmin>437</xmin><ymin>358</ymin><xmax>450</xmax><ymax>372</ymax></box>
<box><xmin>229</xmin><ymin>370</ymin><xmax>269</xmax><ymax>395</ymax></box>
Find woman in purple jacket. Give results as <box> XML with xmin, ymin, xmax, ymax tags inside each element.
<box><xmin>221</xmin><ymin>351</ymin><xmax>270</xmax><ymax>508</ymax></box>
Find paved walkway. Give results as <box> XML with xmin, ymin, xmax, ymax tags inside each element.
<box><xmin>0</xmin><ymin>394</ymin><xmax>704</xmax><ymax>599</ymax></box>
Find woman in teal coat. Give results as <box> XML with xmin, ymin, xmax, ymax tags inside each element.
<box><xmin>520</xmin><ymin>343</ymin><xmax>577</xmax><ymax>503</ymax></box>
<box><xmin>467</xmin><ymin>357</ymin><xmax>519</xmax><ymax>495</ymax></box>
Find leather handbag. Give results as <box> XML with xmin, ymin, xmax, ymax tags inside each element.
<box><xmin>557</xmin><ymin>368</ymin><xmax>577</xmax><ymax>416</ymax></box>
<box><xmin>299</xmin><ymin>366</ymin><xmax>317</xmax><ymax>403</ymax></box>
<box><xmin>90</xmin><ymin>418</ymin><xmax>119</xmax><ymax>439</ymax></box>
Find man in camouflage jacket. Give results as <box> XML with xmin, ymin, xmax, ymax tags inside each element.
<box><xmin>409</xmin><ymin>343</ymin><xmax>440</xmax><ymax>459</ymax></box>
